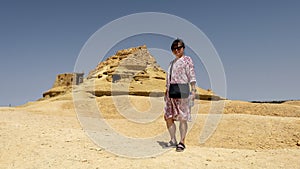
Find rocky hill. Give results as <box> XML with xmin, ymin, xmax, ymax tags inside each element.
<box><xmin>43</xmin><ymin>45</ymin><xmax>223</xmax><ymax>100</ymax></box>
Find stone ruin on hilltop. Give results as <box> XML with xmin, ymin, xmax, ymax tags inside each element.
<box><xmin>43</xmin><ymin>72</ymin><xmax>84</xmax><ymax>98</ymax></box>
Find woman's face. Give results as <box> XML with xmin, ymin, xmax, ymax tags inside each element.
<box><xmin>172</xmin><ymin>43</ymin><xmax>184</xmax><ymax>58</ymax></box>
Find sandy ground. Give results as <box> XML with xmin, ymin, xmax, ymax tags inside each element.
<box><xmin>1</xmin><ymin>94</ymin><xmax>300</xmax><ymax>169</ymax></box>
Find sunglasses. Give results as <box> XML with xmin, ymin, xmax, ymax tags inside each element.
<box><xmin>172</xmin><ymin>46</ymin><xmax>183</xmax><ymax>51</ymax></box>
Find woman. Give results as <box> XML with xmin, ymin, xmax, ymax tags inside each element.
<box><xmin>164</xmin><ymin>39</ymin><xmax>197</xmax><ymax>152</ymax></box>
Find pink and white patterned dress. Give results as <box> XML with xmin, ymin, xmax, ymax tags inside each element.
<box><xmin>164</xmin><ymin>55</ymin><xmax>196</xmax><ymax>121</ymax></box>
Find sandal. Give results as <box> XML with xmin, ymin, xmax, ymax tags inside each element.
<box><xmin>176</xmin><ymin>142</ymin><xmax>186</xmax><ymax>152</ymax></box>
<box><xmin>164</xmin><ymin>140</ymin><xmax>177</xmax><ymax>148</ymax></box>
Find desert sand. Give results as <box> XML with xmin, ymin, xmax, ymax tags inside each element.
<box><xmin>1</xmin><ymin>93</ymin><xmax>299</xmax><ymax>169</ymax></box>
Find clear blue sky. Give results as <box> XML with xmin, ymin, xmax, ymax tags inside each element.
<box><xmin>1</xmin><ymin>0</ymin><xmax>299</xmax><ymax>106</ymax></box>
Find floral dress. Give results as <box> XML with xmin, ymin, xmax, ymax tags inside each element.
<box><xmin>164</xmin><ymin>55</ymin><xmax>196</xmax><ymax>121</ymax></box>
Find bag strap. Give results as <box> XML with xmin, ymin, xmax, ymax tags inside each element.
<box><xmin>169</xmin><ymin>60</ymin><xmax>175</xmax><ymax>82</ymax></box>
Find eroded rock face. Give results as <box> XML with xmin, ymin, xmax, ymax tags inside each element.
<box><xmin>87</xmin><ymin>45</ymin><xmax>163</xmax><ymax>83</ymax></box>
<box><xmin>43</xmin><ymin>45</ymin><xmax>223</xmax><ymax>100</ymax></box>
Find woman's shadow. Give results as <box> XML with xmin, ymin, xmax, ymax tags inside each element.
<box><xmin>157</xmin><ymin>141</ymin><xmax>176</xmax><ymax>149</ymax></box>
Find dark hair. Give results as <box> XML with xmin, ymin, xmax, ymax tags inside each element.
<box><xmin>171</xmin><ymin>38</ymin><xmax>185</xmax><ymax>50</ymax></box>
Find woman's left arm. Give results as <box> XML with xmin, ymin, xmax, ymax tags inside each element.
<box><xmin>186</xmin><ymin>57</ymin><xmax>197</xmax><ymax>98</ymax></box>
<box><xmin>186</xmin><ymin>56</ymin><xmax>196</xmax><ymax>84</ymax></box>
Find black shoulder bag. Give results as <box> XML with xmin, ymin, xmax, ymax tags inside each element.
<box><xmin>168</xmin><ymin>60</ymin><xmax>190</xmax><ymax>98</ymax></box>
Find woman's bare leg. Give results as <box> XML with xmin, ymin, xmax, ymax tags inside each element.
<box><xmin>166</xmin><ymin>118</ymin><xmax>176</xmax><ymax>143</ymax></box>
<box><xmin>179</xmin><ymin>120</ymin><xmax>188</xmax><ymax>144</ymax></box>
